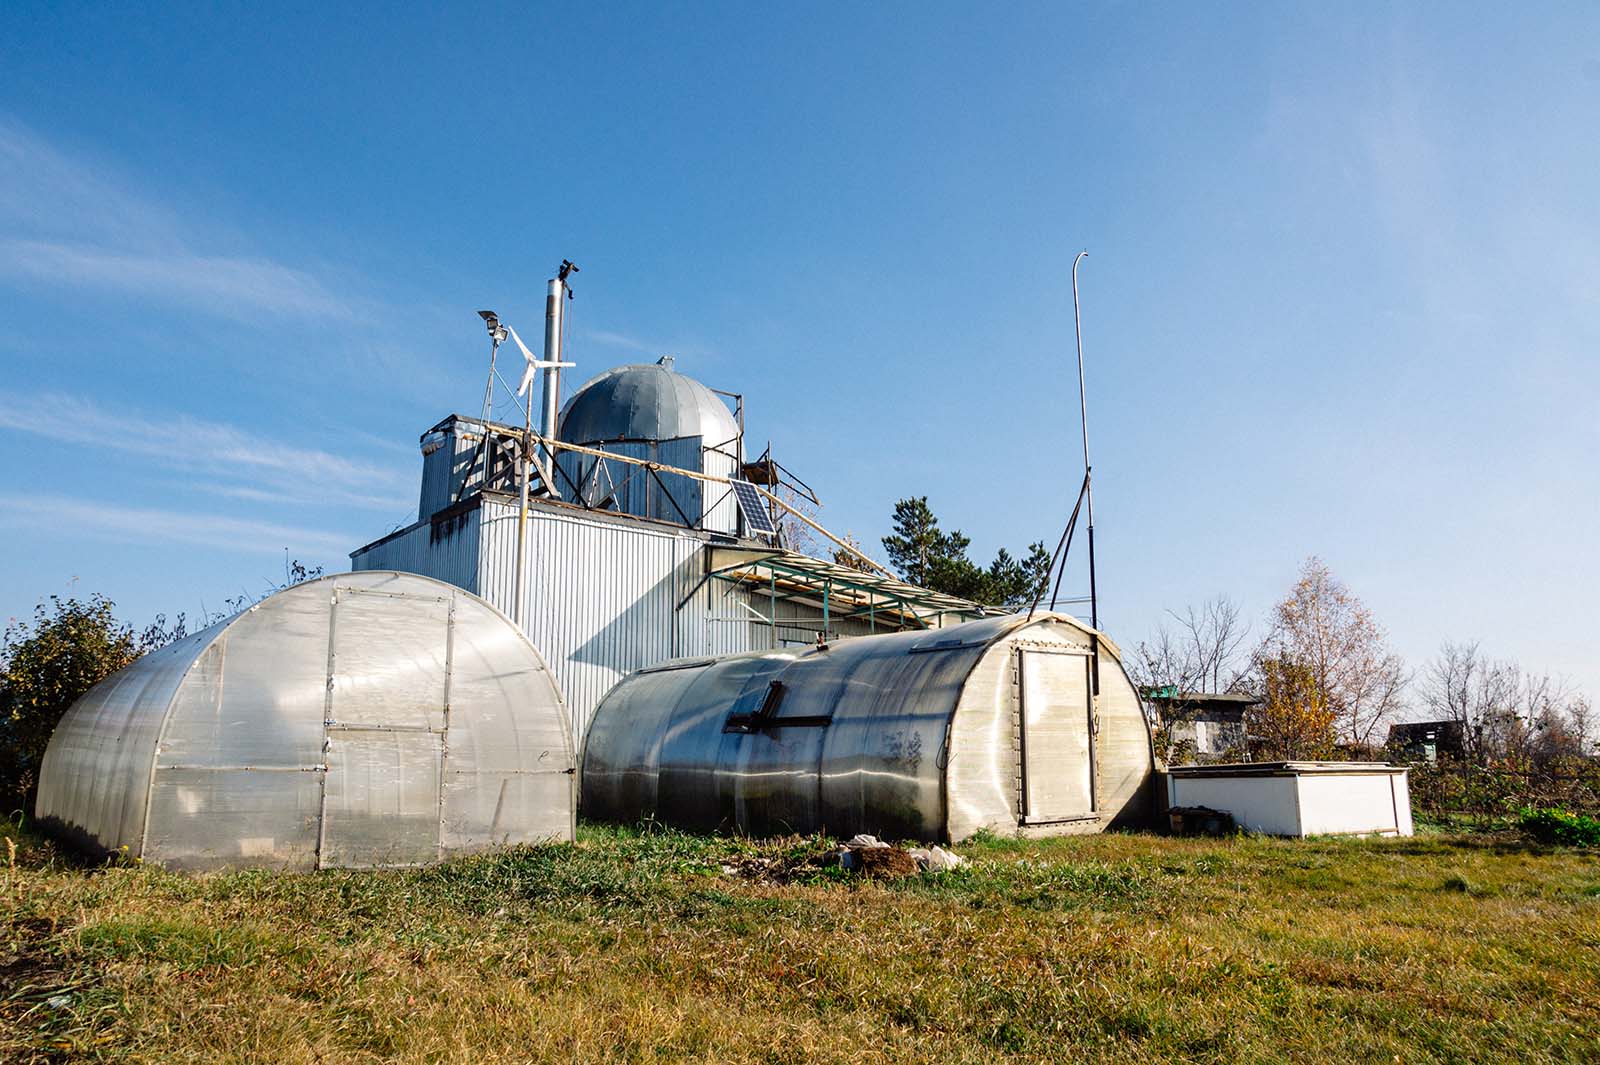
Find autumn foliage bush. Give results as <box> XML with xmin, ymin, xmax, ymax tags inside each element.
<box><xmin>0</xmin><ymin>595</ymin><xmax>183</xmax><ymax>809</ymax></box>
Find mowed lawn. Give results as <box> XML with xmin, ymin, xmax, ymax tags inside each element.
<box><xmin>3</xmin><ymin>823</ymin><xmax>1596</xmax><ymax>1064</ymax></box>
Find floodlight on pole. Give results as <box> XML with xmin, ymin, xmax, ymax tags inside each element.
<box><xmin>479</xmin><ymin>310</ymin><xmax>508</xmax><ymax>423</ymax></box>
<box><xmin>479</xmin><ymin>309</ymin><xmax>509</xmax><ymax>345</ymax></box>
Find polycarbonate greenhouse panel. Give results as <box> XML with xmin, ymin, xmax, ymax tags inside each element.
<box><xmin>35</xmin><ymin>572</ymin><xmax>575</xmax><ymax>870</ymax></box>
<box><xmin>328</xmin><ymin>587</ymin><xmax>452</xmax><ymax>731</ymax></box>
<box><xmin>322</xmin><ymin>729</ymin><xmax>443</xmax><ymax>869</ymax></box>
<box><xmin>144</xmin><ymin>766</ymin><xmax>323</xmax><ymax>868</ymax></box>
<box><xmin>35</xmin><ymin>626</ymin><xmax>211</xmax><ymax>855</ymax></box>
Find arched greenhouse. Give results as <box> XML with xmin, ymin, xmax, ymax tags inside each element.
<box><xmin>581</xmin><ymin>612</ymin><xmax>1157</xmax><ymax>842</ymax></box>
<box><xmin>35</xmin><ymin>571</ymin><xmax>575</xmax><ymax>870</ymax></box>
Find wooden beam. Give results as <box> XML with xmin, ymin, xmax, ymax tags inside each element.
<box><xmin>521</xmin><ymin>432</ymin><xmax>893</xmax><ymax>578</ymax></box>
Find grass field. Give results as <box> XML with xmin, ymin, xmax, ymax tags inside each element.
<box><xmin>3</xmin><ymin>822</ymin><xmax>1597</xmax><ymax>1064</ymax></box>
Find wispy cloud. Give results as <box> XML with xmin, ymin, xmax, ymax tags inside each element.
<box><xmin>583</xmin><ymin>328</ymin><xmax>660</xmax><ymax>355</ymax></box>
<box><xmin>0</xmin><ymin>494</ymin><xmax>353</xmax><ymax>557</ymax></box>
<box><xmin>201</xmin><ymin>483</ymin><xmax>409</xmax><ymax>511</ymax></box>
<box><xmin>0</xmin><ymin>238</ymin><xmax>355</xmax><ymax>320</ymax></box>
<box><xmin>1358</xmin><ymin>52</ymin><xmax>1468</xmax><ymax>316</ymax></box>
<box><xmin>0</xmin><ymin>118</ymin><xmax>181</xmax><ymax>248</ymax></box>
<box><xmin>1352</xmin><ymin>32</ymin><xmax>1599</xmax><ymax>333</ymax></box>
<box><xmin>0</xmin><ymin>391</ymin><xmax>412</xmax><ymax>509</ymax></box>
<box><xmin>0</xmin><ymin>116</ymin><xmax>363</xmax><ymax>323</ymax></box>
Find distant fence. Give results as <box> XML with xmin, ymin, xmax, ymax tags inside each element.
<box><xmin>1402</xmin><ymin>756</ymin><xmax>1600</xmax><ymax>820</ymax></box>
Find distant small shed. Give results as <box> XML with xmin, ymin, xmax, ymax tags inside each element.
<box><xmin>1143</xmin><ymin>690</ymin><xmax>1257</xmax><ymax>762</ymax></box>
<box><xmin>1386</xmin><ymin>720</ymin><xmax>1467</xmax><ymax>762</ymax></box>
<box><xmin>35</xmin><ymin>572</ymin><xmax>575</xmax><ymax>870</ymax></box>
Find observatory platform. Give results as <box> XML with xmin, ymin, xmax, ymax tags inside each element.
<box><xmin>352</xmin><ymin>358</ymin><xmax>991</xmax><ymax>743</ymax></box>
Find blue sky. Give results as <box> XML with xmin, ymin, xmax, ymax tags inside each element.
<box><xmin>2</xmin><ymin>4</ymin><xmax>1596</xmax><ymax>703</ymax></box>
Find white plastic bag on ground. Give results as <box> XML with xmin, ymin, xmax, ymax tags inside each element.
<box><xmin>906</xmin><ymin>845</ymin><xmax>966</xmax><ymax>872</ymax></box>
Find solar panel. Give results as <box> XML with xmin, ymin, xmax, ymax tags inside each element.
<box><xmin>730</xmin><ymin>478</ymin><xmax>778</xmax><ymax>537</ymax></box>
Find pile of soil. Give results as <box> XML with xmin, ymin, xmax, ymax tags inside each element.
<box><xmin>853</xmin><ymin>845</ymin><xmax>921</xmax><ymax>879</ymax></box>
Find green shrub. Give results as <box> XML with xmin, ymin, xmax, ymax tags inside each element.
<box><xmin>1519</xmin><ymin>806</ymin><xmax>1600</xmax><ymax>847</ymax></box>
<box><xmin>1405</xmin><ymin>757</ymin><xmax>1600</xmax><ymax>821</ymax></box>
<box><xmin>3</xmin><ymin>597</ymin><xmax>144</xmax><ymax>807</ymax></box>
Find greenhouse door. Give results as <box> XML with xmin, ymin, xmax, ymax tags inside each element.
<box><xmin>317</xmin><ymin>585</ymin><xmax>452</xmax><ymax>869</ymax></box>
<box><xmin>321</xmin><ymin>730</ymin><xmax>443</xmax><ymax>868</ymax></box>
<box><xmin>1018</xmin><ymin>649</ymin><xmax>1095</xmax><ymax>823</ymax></box>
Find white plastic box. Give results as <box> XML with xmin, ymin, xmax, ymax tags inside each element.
<box><xmin>1166</xmin><ymin>762</ymin><xmax>1413</xmax><ymax>838</ymax></box>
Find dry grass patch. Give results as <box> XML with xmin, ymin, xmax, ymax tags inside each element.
<box><xmin>2</xmin><ymin>823</ymin><xmax>1596</xmax><ymax>1063</ymax></box>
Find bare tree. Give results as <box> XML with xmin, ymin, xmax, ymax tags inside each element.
<box><xmin>1424</xmin><ymin>641</ymin><xmax>1591</xmax><ymax>762</ymax></box>
<box><xmin>1518</xmin><ymin>670</ymin><xmax>1574</xmax><ymax>762</ymax></box>
<box><xmin>1129</xmin><ymin>595</ymin><xmax>1251</xmax><ymax>763</ymax></box>
<box><xmin>1252</xmin><ymin>557</ymin><xmax>1407</xmax><ymax>749</ymax></box>
<box><xmin>830</xmin><ymin>532</ymin><xmax>878</xmax><ymax>574</ymax></box>
<box><xmin>1129</xmin><ymin>595</ymin><xmax>1250</xmax><ymax>694</ymax></box>
<box><xmin>1422</xmin><ymin>641</ymin><xmax>1517</xmax><ymax>760</ymax></box>
<box><xmin>1566</xmin><ymin>695</ymin><xmax>1597</xmax><ymax>757</ymax></box>
<box><xmin>1176</xmin><ymin>596</ymin><xmax>1250</xmax><ymax>693</ymax></box>
<box><xmin>772</xmin><ymin>482</ymin><xmax>822</xmax><ymax>558</ymax></box>
<box><xmin>1128</xmin><ymin>625</ymin><xmax>1187</xmax><ymax>694</ymax></box>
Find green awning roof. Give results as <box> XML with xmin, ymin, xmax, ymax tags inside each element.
<box><xmin>698</xmin><ymin>546</ymin><xmax>991</xmax><ymax>630</ymax></box>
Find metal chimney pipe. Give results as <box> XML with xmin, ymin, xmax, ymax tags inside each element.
<box><xmin>540</xmin><ymin>276</ymin><xmax>565</xmax><ymax>441</ymax></box>
<box><xmin>517</xmin><ymin>270</ymin><xmax>571</xmax><ymax>632</ymax></box>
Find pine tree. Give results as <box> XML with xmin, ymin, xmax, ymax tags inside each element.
<box><xmin>882</xmin><ymin>498</ymin><xmax>1053</xmax><ymax>608</ymax></box>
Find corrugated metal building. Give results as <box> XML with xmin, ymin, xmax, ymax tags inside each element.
<box><xmin>352</xmin><ymin>359</ymin><xmax>987</xmax><ymax>744</ymax></box>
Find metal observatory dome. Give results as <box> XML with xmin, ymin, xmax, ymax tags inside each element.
<box><xmin>580</xmin><ymin>612</ymin><xmax>1156</xmax><ymax>842</ymax></box>
<box><xmin>556</xmin><ymin>357</ymin><xmax>743</xmax><ymax>533</ymax></box>
<box><xmin>35</xmin><ymin>571</ymin><xmax>575</xmax><ymax>871</ymax></box>
<box><xmin>559</xmin><ymin>356</ymin><xmax>741</xmax><ymax>446</ymax></box>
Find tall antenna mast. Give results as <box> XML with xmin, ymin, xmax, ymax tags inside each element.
<box><xmin>1071</xmin><ymin>250</ymin><xmax>1098</xmax><ymax>633</ymax></box>
<box><xmin>1024</xmin><ymin>250</ymin><xmax>1102</xmax><ymax>635</ymax></box>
